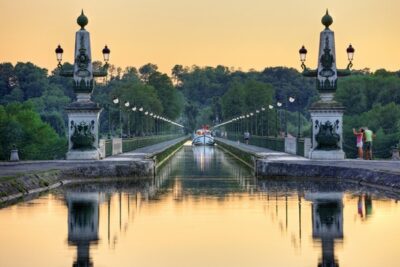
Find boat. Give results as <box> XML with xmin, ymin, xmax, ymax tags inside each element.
<box><xmin>192</xmin><ymin>127</ymin><xmax>215</xmax><ymax>146</ymax></box>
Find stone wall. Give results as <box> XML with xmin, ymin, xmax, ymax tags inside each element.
<box><xmin>112</xmin><ymin>138</ymin><xmax>122</xmax><ymax>155</ymax></box>
<box><xmin>284</xmin><ymin>137</ymin><xmax>297</xmax><ymax>154</ymax></box>
<box><xmin>256</xmin><ymin>160</ymin><xmax>400</xmax><ymax>193</ymax></box>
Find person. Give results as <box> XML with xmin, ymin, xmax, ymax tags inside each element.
<box><xmin>363</xmin><ymin>127</ymin><xmax>375</xmax><ymax>160</ymax></box>
<box><xmin>353</xmin><ymin>128</ymin><xmax>364</xmax><ymax>159</ymax></box>
<box><xmin>244</xmin><ymin>131</ymin><xmax>250</xmax><ymax>144</ymax></box>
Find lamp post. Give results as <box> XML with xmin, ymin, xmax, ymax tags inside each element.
<box><xmin>276</xmin><ymin>102</ymin><xmax>282</xmax><ymax>137</ymax></box>
<box><xmin>250</xmin><ymin>113</ymin><xmax>254</xmax><ymax>135</ymax></box>
<box><xmin>131</xmin><ymin>106</ymin><xmax>137</xmax><ymax>136</ymax></box>
<box><xmin>124</xmin><ymin>101</ymin><xmax>130</xmax><ymax>137</ymax></box>
<box><xmin>284</xmin><ymin>96</ymin><xmax>295</xmax><ymax>137</ymax></box>
<box><xmin>268</xmin><ymin>105</ymin><xmax>274</xmax><ymax>137</ymax></box>
<box><xmin>255</xmin><ymin>110</ymin><xmax>260</xmax><ymax>136</ymax></box>
<box><xmin>112</xmin><ymin>97</ymin><xmax>122</xmax><ymax>138</ymax></box>
<box><xmin>55</xmin><ymin>11</ymin><xmax>110</xmax><ymax>160</ymax></box>
<box><xmin>260</xmin><ymin>107</ymin><xmax>265</xmax><ymax>136</ymax></box>
<box><xmin>299</xmin><ymin>10</ymin><xmax>354</xmax><ymax>159</ymax></box>
<box><xmin>138</xmin><ymin>107</ymin><xmax>144</xmax><ymax>135</ymax></box>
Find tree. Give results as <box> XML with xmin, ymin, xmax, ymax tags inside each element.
<box><xmin>0</xmin><ymin>102</ymin><xmax>67</xmax><ymax>160</ymax></box>
<box><xmin>139</xmin><ymin>63</ymin><xmax>158</xmax><ymax>83</ymax></box>
<box><xmin>148</xmin><ymin>72</ymin><xmax>183</xmax><ymax>120</ymax></box>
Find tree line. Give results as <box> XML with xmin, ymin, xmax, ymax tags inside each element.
<box><xmin>0</xmin><ymin>61</ymin><xmax>399</xmax><ymax>159</ymax></box>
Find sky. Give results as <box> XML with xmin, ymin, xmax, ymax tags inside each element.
<box><xmin>1</xmin><ymin>0</ymin><xmax>400</xmax><ymax>75</ymax></box>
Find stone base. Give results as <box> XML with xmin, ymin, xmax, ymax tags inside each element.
<box><xmin>309</xmin><ymin>149</ymin><xmax>345</xmax><ymax>160</ymax></box>
<box><xmin>66</xmin><ymin>149</ymin><xmax>101</xmax><ymax>160</ymax></box>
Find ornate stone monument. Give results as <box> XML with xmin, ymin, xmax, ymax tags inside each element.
<box><xmin>300</xmin><ymin>11</ymin><xmax>354</xmax><ymax>159</ymax></box>
<box><xmin>56</xmin><ymin>11</ymin><xmax>110</xmax><ymax>160</ymax></box>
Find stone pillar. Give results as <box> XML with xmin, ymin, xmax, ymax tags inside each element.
<box><xmin>9</xmin><ymin>148</ymin><xmax>19</xmax><ymax>162</ymax></box>
<box><xmin>309</xmin><ymin>104</ymin><xmax>345</xmax><ymax>159</ymax></box>
<box><xmin>61</xmin><ymin>11</ymin><xmax>107</xmax><ymax>160</ymax></box>
<box><xmin>302</xmin><ymin>11</ymin><xmax>350</xmax><ymax>160</ymax></box>
<box><xmin>66</xmin><ymin>103</ymin><xmax>102</xmax><ymax>160</ymax></box>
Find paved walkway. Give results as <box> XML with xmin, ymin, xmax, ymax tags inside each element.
<box><xmin>215</xmin><ymin>137</ymin><xmax>307</xmax><ymax>161</ymax></box>
<box><xmin>104</xmin><ymin>136</ymin><xmax>188</xmax><ymax>161</ymax></box>
<box><xmin>0</xmin><ymin>136</ymin><xmax>188</xmax><ymax>178</ymax></box>
<box><xmin>215</xmin><ymin>137</ymin><xmax>400</xmax><ymax>174</ymax></box>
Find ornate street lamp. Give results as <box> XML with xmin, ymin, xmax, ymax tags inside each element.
<box><xmin>55</xmin><ymin>10</ymin><xmax>111</xmax><ymax>159</ymax></box>
<box><xmin>346</xmin><ymin>44</ymin><xmax>355</xmax><ymax>69</ymax></box>
<box><xmin>299</xmin><ymin>10</ymin><xmax>354</xmax><ymax>159</ymax></box>
<box><xmin>102</xmin><ymin>45</ymin><xmax>110</xmax><ymax>63</ymax></box>
<box><xmin>299</xmin><ymin>45</ymin><xmax>307</xmax><ymax>71</ymax></box>
<box><xmin>55</xmin><ymin>45</ymin><xmax>64</xmax><ymax>68</ymax></box>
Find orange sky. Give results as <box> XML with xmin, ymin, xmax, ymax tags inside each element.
<box><xmin>1</xmin><ymin>0</ymin><xmax>400</xmax><ymax>75</ymax></box>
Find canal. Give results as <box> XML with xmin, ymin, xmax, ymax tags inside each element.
<box><xmin>0</xmin><ymin>142</ymin><xmax>399</xmax><ymax>267</ymax></box>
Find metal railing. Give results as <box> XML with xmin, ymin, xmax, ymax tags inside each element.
<box><xmin>296</xmin><ymin>138</ymin><xmax>305</xmax><ymax>156</ymax></box>
<box><xmin>226</xmin><ymin>133</ymin><xmax>285</xmax><ymax>152</ymax></box>
<box><xmin>105</xmin><ymin>139</ymin><xmax>112</xmax><ymax>157</ymax></box>
<box><xmin>121</xmin><ymin>134</ymin><xmax>183</xmax><ymax>153</ymax></box>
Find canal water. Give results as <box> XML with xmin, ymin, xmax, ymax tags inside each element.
<box><xmin>0</xmin><ymin>143</ymin><xmax>399</xmax><ymax>267</ymax></box>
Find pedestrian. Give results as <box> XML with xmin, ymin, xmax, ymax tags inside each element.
<box><xmin>244</xmin><ymin>131</ymin><xmax>250</xmax><ymax>144</ymax></box>
<box><xmin>353</xmin><ymin>128</ymin><xmax>364</xmax><ymax>159</ymax></box>
<box><xmin>363</xmin><ymin>127</ymin><xmax>375</xmax><ymax>160</ymax></box>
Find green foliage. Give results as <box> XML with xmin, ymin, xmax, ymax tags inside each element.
<box><xmin>177</xmin><ymin>66</ymin><xmax>317</xmax><ymax>130</ymax></box>
<box><xmin>0</xmin><ymin>102</ymin><xmax>67</xmax><ymax>160</ymax></box>
<box><xmin>148</xmin><ymin>72</ymin><xmax>183</xmax><ymax>119</ymax></box>
<box><xmin>343</xmin><ymin>103</ymin><xmax>400</xmax><ymax>158</ymax></box>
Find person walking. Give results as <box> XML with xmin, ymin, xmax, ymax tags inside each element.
<box><xmin>244</xmin><ymin>131</ymin><xmax>250</xmax><ymax>144</ymax></box>
<box><xmin>363</xmin><ymin>127</ymin><xmax>375</xmax><ymax>160</ymax></box>
<box><xmin>353</xmin><ymin>128</ymin><xmax>364</xmax><ymax>159</ymax></box>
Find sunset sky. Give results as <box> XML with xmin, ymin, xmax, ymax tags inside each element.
<box><xmin>1</xmin><ymin>0</ymin><xmax>400</xmax><ymax>74</ymax></box>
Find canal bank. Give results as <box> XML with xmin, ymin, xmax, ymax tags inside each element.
<box><xmin>0</xmin><ymin>136</ymin><xmax>188</xmax><ymax>204</ymax></box>
<box><xmin>215</xmin><ymin>137</ymin><xmax>400</xmax><ymax>193</ymax></box>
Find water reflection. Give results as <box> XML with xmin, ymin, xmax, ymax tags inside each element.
<box><xmin>305</xmin><ymin>193</ymin><xmax>343</xmax><ymax>267</ymax></box>
<box><xmin>358</xmin><ymin>194</ymin><xmax>373</xmax><ymax>220</ymax></box>
<box><xmin>154</xmin><ymin>145</ymin><xmax>255</xmax><ymax>200</ymax></box>
<box><xmin>66</xmin><ymin>193</ymin><xmax>100</xmax><ymax>267</ymax></box>
<box><xmin>0</xmin><ymin>147</ymin><xmax>399</xmax><ymax>267</ymax></box>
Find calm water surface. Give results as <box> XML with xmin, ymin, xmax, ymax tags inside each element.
<box><xmin>0</xmin><ymin>143</ymin><xmax>399</xmax><ymax>267</ymax></box>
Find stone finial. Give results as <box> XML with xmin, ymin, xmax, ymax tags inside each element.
<box><xmin>77</xmin><ymin>10</ymin><xmax>89</xmax><ymax>30</ymax></box>
<box><xmin>321</xmin><ymin>9</ymin><xmax>333</xmax><ymax>29</ymax></box>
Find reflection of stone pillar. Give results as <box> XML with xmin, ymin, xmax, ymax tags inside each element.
<box><xmin>67</xmin><ymin>193</ymin><xmax>99</xmax><ymax>267</ymax></box>
<box><xmin>305</xmin><ymin>192</ymin><xmax>343</xmax><ymax>267</ymax></box>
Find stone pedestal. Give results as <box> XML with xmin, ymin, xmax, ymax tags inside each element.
<box><xmin>309</xmin><ymin>99</ymin><xmax>345</xmax><ymax>160</ymax></box>
<box><xmin>9</xmin><ymin>149</ymin><xmax>19</xmax><ymax>161</ymax></box>
<box><xmin>66</xmin><ymin>100</ymin><xmax>102</xmax><ymax>160</ymax></box>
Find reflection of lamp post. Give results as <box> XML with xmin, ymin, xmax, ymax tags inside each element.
<box><xmin>55</xmin><ymin>11</ymin><xmax>110</xmax><ymax>160</ymax></box>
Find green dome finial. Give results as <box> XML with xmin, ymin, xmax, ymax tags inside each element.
<box><xmin>321</xmin><ymin>9</ymin><xmax>333</xmax><ymax>29</ymax></box>
<box><xmin>77</xmin><ymin>10</ymin><xmax>88</xmax><ymax>30</ymax></box>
